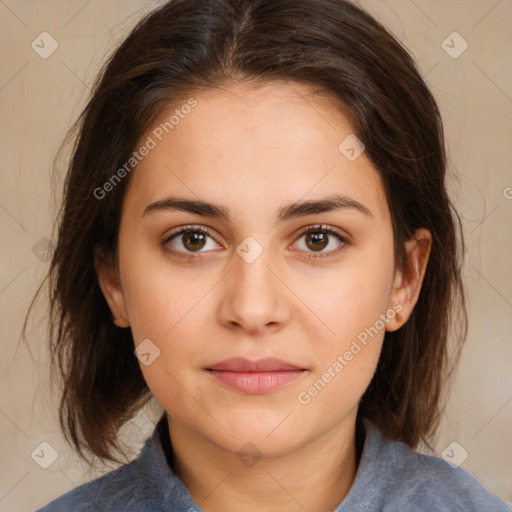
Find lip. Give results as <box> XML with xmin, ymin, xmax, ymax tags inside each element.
<box><xmin>206</xmin><ymin>357</ymin><xmax>307</xmax><ymax>394</ymax></box>
<box><xmin>207</xmin><ymin>357</ymin><xmax>305</xmax><ymax>372</ymax></box>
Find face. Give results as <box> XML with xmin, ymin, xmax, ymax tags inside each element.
<box><xmin>96</xmin><ymin>80</ymin><xmax>430</xmax><ymax>457</ymax></box>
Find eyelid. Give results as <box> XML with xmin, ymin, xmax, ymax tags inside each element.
<box><xmin>163</xmin><ymin>224</ymin><xmax>217</xmax><ymax>240</ymax></box>
<box><xmin>294</xmin><ymin>224</ymin><xmax>350</xmax><ymax>243</ymax></box>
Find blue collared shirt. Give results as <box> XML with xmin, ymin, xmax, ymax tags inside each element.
<box><xmin>36</xmin><ymin>415</ymin><xmax>510</xmax><ymax>511</ymax></box>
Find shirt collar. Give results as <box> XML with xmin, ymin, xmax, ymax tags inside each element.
<box><xmin>137</xmin><ymin>413</ymin><xmax>389</xmax><ymax>511</ymax></box>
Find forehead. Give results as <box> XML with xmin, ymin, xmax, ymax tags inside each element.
<box><xmin>123</xmin><ymin>80</ymin><xmax>390</xmax><ymax>224</ymax></box>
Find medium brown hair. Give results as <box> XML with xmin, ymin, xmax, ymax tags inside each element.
<box><xmin>24</xmin><ymin>0</ymin><xmax>467</xmax><ymax>463</ymax></box>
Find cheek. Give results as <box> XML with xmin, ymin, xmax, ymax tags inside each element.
<box><xmin>297</xmin><ymin>276</ymin><xmax>389</xmax><ymax>416</ymax></box>
<box><xmin>300</xmin><ymin>249</ymin><xmax>392</xmax><ymax>411</ymax></box>
<box><xmin>119</xmin><ymin>244</ymin><xmax>208</xmax><ymax>338</ymax></box>
<box><xmin>121</xmin><ymin>260</ymin><xmax>215</xmax><ymax>399</ymax></box>
<box><xmin>126</xmin><ymin>281</ymin><xmax>210</xmax><ymax>376</ymax></box>
<box><xmin>296</xmin><ymin>335</ymin><xmax>383</xmax><ymax>433</ymax></box>
<box><xmin>125</xmin><ymin>270</ymin><xmax>208</xmax><ymax>413</ymax></box>
<box><xmin>301</xmin><ymin>255</ymin><xmax>393</xmax><ymax>349</ymax></box>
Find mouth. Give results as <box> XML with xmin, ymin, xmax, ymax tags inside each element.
<box><xmin>206</xmin><ymin>357</ymin><xmax>308</xmax><ymax>394</ymax></box>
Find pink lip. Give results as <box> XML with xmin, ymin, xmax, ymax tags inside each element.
<box><xmin>206</xmin><ymin>357</ymin><xmax>307</xmax><ymax>394</ymax></box>
<box><xmin>208</xmin><ymin>357</ymin><xmax>304</xmax><ymax>372</ymax></box>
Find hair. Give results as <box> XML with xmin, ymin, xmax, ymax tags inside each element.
<box><xmin>23</xmin><ymin>0</ymin><xmax>468</xmax><ymax>463</ymax></box>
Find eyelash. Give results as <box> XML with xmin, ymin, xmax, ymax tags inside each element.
<box><xmin>161</xmin><ymin>224</ymin><xmax>349</xmax><ymax>261</ymax></box>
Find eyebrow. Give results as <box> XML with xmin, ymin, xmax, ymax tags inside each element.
<box><xmin>142</xmin><ymin>193</ymin><xmax>374</xmax><ymax>221</ymax></box>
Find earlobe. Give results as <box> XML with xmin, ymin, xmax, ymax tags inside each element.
<box><xmin>386</xmin><ymin>228</ymin><xmax>432</xmax><ymax>331</ymax></box>
<box><xmin>94</xmin><ymin>247</ymin><xmax>130</xmax><ymax>328</ymax></box>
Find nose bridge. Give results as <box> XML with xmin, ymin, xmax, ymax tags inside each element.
<box><xmin>232</xmin><ymin>235</ymin><xmax>277</xmax><ymax>304</ymax></box>
<box><xmin>219</xmin><ymin>235</ymin><xmax>289</xmax><ymax>331</ymax></box>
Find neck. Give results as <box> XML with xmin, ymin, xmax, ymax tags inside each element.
<box><xmin>165</xmin><ymin>409</ymin><xmax>363</xmax><ymax>512</ymax></box>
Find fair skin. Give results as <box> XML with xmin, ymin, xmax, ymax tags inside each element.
<box><xmin>96</xmin><ymin>80</ymin><xmax>432</xmax><ymax>512</ymax></box>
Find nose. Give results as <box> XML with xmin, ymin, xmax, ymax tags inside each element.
<box><xmin>217</xmin><ymin>244</ymin><xmax>291</xmax><ymax>335</ymax></box>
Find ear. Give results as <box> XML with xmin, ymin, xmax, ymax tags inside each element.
<box><xmin>386</xmin><ymin>228</ymin><xmax>432</xmax><ymax>331</ymax></box>
<box><xmin>94</xmin><ymin>247</ymin><xmax>130</xmax><ymax>328</ymax></box>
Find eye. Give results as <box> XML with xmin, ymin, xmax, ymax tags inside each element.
<box><xmin>161</xmin><ymin>223</ymin><xmax>349</xmax><ymax>261</ymax></box>
<box><xmin>162</xmin><ymin>225</ymin><xmax>221</xmax><ymax>258</ymax></box>
<box><xmin>292</xmin><ymin>224</ymin><xmax>349</xmax><ymax>259</ymax></box>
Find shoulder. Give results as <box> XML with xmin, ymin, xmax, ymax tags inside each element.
<box><xmin>339</xmin><ymin>418</ymin><xmax>510</xmax><ymax>512</ymax></box>
<box><xmin>34</xmin><ymin>413</ymin><xmax>194</xmax><ymax>511</ymax></box>
<box><xmin>34</xmin><ymin>456</ymin><xmax>144</xmax><ymax>512</ymax></box>
<box><xmin>34</xmin><ymin>416</ymin><xmax>180</xmax><ymax>512</ymax></box>
<box><xmin>387</xmin><ymin>443</ymin><xmax>509</xmax><ymax>511</ymax></box>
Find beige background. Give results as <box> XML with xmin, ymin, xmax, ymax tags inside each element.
<box><xmin>1</xmin><ymin>0</ymin><xmax>511</xmax><ymax>510</ymax></box>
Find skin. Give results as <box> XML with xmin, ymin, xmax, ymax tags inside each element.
<box><xmin>96</xmin><ymin>80</ymin><xmax>432</xmax><ymax>512</ymax></box>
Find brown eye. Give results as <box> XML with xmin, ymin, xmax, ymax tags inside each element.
<box><xmin>304</xmin><ymin>231</ymin><xmax>329</xmax><ymax>251</ymax></box>
<box><xmin>293</xmin><ymin>225</ymin><xmax>349</xmax><ymax>259</ymax></box>
<box><xmin>163</xmin><ymin>226</ymin><xmax>220</xmax><ymax>257</ymax></box>
<box><xmin>181</xmin><ymin>231</ymin><xmax>207</xmax><ymax>251</ymax></box>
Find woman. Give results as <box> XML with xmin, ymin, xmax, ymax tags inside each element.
<box><xmin>30</xmin><ymin>0</ymin><xmax>509</xmax><ymax>510</ymax></box>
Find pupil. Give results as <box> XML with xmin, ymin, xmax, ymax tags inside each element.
<box><xmin>184</xmin><ymin>232</ymin><xmax>206</xmax><ymax>251</ymax></box>
<box><xmin>307</xmin><ymin>232</ymin><xmax>328</xmax><ymax>251</ymax></box>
